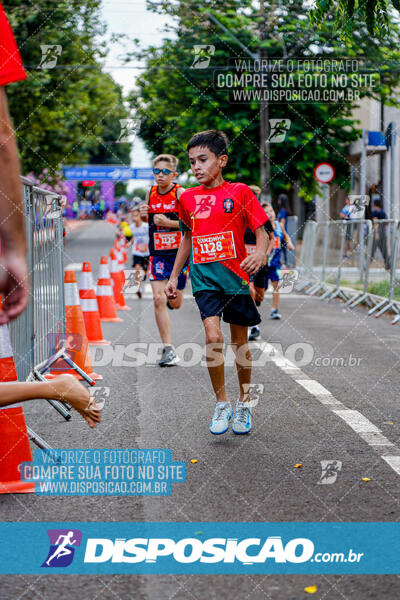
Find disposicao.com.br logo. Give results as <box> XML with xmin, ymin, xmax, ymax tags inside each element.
<box><xmin>82</xmin><ymin>536</ymin><xmax>362</xmax><ymax>566</ymax></box>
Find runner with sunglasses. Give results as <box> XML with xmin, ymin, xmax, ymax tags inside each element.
<box><xmin>140</xmin><ymin>154</ymin><xmax>188</xmax><ymax>366</ymax></box>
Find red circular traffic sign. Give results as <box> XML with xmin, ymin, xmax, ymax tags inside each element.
<box><xmin>314</xmin><ymin>163</ymin><xmax>335</xmax><ymax>184</ymax></box>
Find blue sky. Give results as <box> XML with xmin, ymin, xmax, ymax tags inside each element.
<box><xmin>101</xmin><ymin>0</ymin><xmax>175</xmax><ymax>179</ymax></box>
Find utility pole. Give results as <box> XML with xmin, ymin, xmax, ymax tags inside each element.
<box><xmin>259</xmin><ymin>0</ymin><xmax>271</xmax><ymax>203</ymax></box>
<box><xmin>207</xmin><ymin>4</ymin><xmax>271</xmax><ymax>200</ymax></box>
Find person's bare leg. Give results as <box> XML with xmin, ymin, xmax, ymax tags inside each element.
<box><xmin>230</xmin><ymin>323</ymin><xmax>251</xmax><ymax>403</ymax></box>
<box><xmin>203</xmin><ymin>315</ymin><xmax>228</xmax><ymax>403</ymax></box>
<box><xmin>151</xmin><ymin>279</ymin><xmax>171</xmax><ymax>345</ymax></box>
<box><xmin>249</xmin><ymin>282</ymin><xmax>256</xmax><ymax>302</ymax></box>
<box><xmin>134</xmin><ymin>264</ymin><xmax>144</xmax><ymax>293</ymax></box>
<box><xmin>272</xmin><ymin>280</ymin><xmax>280</xmax><ymax>310</ymax></box>
<box><xmin>0</xmin><ymin>374</ymin><xmax>100</xmax><ymax>428</ymax></box>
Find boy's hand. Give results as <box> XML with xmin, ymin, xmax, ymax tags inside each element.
<box><xmin>154</xmin><ymin>214</ymin><xmax>171</xmax><ymax>227</ymax></box>
<box><xmin>164</xmin><ymin>277</ymin><xmax>178</xmax><ymax>299</ymax></box>
<box><xmin>287</xmin><ymin>240</ymin><xmax>294</xmax><ymax>251</ymax></box>
<box><xmin>240</xmin><ymin>251</ymin><xmax>266</xmax><ymax>275</ymax></box>
<box><xmin>139</xmin><ymin>204</ymin><xmax>149</xmax><ymax>218</ymax></box>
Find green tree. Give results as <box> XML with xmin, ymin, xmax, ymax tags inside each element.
<box><xmin>310</xmin><ymin>0</ymin><xmax>400</xmax><ymax>39</ymax></box>
<box><xmin>130</xmin><ymin>0</ymin><xmax>400</xmax><ymax>203</ymax></box>
<box><xmin>4</xmin><ymin>0</ymin><xmax>132</xmax><ymax>180</ymax></box>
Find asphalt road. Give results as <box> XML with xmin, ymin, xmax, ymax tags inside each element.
<box><xmin>1</xmin><ymin>220</ymin><xmax>399</xmax><ymax>599</ymax></box>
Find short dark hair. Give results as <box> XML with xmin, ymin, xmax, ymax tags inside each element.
<box><xmin>373</xmin><ymin>198</ymin><xmax>382</xmax><ymax>208</ymax></box>
<box><xmin>187</xmin><ymin>129</ymin><xmax>229</xmax><ymax>157</ymax></box>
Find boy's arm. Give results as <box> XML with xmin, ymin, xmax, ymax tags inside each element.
<box><xmin>240</xmin><ymin>226</ymin><xmax>268</xmax><ymax>274</ymax></box>
<box><xmin>282</xmin><ymin>225</ymin><xmax>294</xmax><ymax>250</ymax></box>
<box><xmin>164</xmin><ymin>229</ymin><xmax>191</xmax><ymax>299</ymax></box>
<box><xmin>153</xmin><ymin>187</ymin><xmax>185</xmax><ymax>229</ymax></box>
<box><xmin>139</xmin><ymin>189</ymin><xmax>150</xmax><ymax>222</ymax></box>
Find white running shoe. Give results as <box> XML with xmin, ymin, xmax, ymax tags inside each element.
<box><xmin>210</xmin><ymin>402</ymin><xmax>233</xmax><ymax>435</ymax></box>
<box><xmin>158</xmin><ymin>345</ymin><xmax>179</xmax><ymax>367</ymax></box>
<box><xmin>232</xmin><ymin>401</ymin><xmax>253</xmax><ymax>434</ymax></box>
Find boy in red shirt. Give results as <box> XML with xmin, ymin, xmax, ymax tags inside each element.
<box><xmin>165</xmin><ymin>130</ymin><xmax>273</xmax><ymax>435</ymax></box>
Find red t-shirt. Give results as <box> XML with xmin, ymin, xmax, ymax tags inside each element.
<box><xmin>0</xmin><ymin>2</ymin><xmax>26</xmax><ymax>86</ymax></box>
<box><xmin>179</xmin><ymin>181</ymin><xmax>268</xmax><ymax>291</ymax></box>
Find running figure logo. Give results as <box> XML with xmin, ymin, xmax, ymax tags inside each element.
<box><xmin>42</xmin><ymin>529</ymin><xmax>82</xmax><ymax>567</ymax></box>
<box><xmin>39</xmin><ymin>45</ymin><xmax>62</xmax><ymax>69</ymax></box>
<box><xmin>193</xmin><ymin>195</ymin><xmax>216</xmax><ymax>219</ymax></box>
<box><xmin>118</xmin><ymin>118</ymin><xmax>140</xmax><ymax>143</ymax></box>
<box><xmin>277</xmin><ymin>269</ymin><xmax>299</xmax><ymax>293</ymax></box>
<box><xmin>191</xmin><ymin>45</ymin><xmax>215</xmax><ymax>69</ymax></box>
<box><xmin>317</xmin><ymin>460</ymin><xmax>342</xmax><ymax>485</ymax></box>
<box><xmin>348</xmin><ymin>195</ymin><xmax>370</xmax><ymax>219</ymax></box>
<box><xmin>268</xmin><ymin>119</ymin><xmax>291</xmax><ymax>143</ymax></box>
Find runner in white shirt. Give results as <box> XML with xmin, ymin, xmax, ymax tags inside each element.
<box><xmin>130</xmin><ymin>208</ymin><xmax>150</xmax><ymax>299</ymax></box>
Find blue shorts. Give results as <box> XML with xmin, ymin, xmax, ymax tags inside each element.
<box><xmin>148</xmin><ymin>255</ymin><xmax>188</xmax><ymax>290</ymax></box>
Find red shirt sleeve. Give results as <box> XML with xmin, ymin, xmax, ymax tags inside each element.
<box><xmin>241</xmin><ymin>185</ymin><xmax>268</xmax><ymax>231</ymax></box>
<box><xmin>178</xmin><ymin>190</ymin><xmax>191</xmax><ymax>230</ymax></box>
<box><xmin>0</xmin><ymin>2</ymin><xmax>27</xmax><ymax>86</ymax></box>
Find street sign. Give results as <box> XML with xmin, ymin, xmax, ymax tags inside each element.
<box><xmin>314</xmin><ymin>163</ymin><xmax>335</xmax><ymax>184</ymax></box>
<box><xmin>62</xmin><ymin>165</ymin><xmax>154</xmax><ymax>181</ymax></box>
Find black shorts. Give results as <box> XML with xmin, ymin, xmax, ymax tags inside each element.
<box><xmin>132</xmin><ymin>255</ymin><xmax>149</xmax><ymax>269</ymax></box>
<box><xmin>252</xmin><ymin>267</ymin><xmax>266</xmax><ymax>289</ymax></box>
<box><xmin>194</xmin><ymin>290</ymin><xmax>261</xmax><ymax>326</ymax></box>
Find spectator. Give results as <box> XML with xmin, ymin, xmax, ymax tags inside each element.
<box><xmin>277</xmin><ymin>193</ymin><xmax>289</xmax><ymax>266</ymax></box>
<box><xmin>0</xmin><ymin>2</ymin><xmax>100</xmax><ymax>426</ymax></box>
<box><xmin>370</xmin><ymin>198</ymin><xmax>390</xmax><ymax>270</ymax></box>
<box><xmin>340</xmin><ymin>196</ymin><xmax>354</xmax><ymax>258</ymax></box>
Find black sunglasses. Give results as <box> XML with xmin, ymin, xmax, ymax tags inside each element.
<box><xmin>153</xmin><ymin>168</ymin><xmax>173</xmax><ymax>175</ymax></box>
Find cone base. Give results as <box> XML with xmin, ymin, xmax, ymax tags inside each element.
<box><xmin>0</xmin><ymin>481</ymin><xmax>34</xmax><ymax>494</ymax></box>
<box><xmin>100</xmin><ymin>316</ymin><xmax>123</xmax><ymax>322</ymax></box>
<box><xmin>46</xmin><ymin>371</ymin><xmax>103</xmax><ymax>381</ymax></box>
<box><xmin>87</xmin><ymin>339</ymin><xmax>111</xmax><ymax>346</ymax></box>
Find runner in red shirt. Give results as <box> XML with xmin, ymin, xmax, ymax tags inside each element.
<box><xmin>165</xmin><ymin>129</ymin><xmax>274</xmax><ymax>435</ymax></box>
<box><xmin>140</xmin><ymin>154</ymin><xmax>188</xmax><ymax>366</ymax></box>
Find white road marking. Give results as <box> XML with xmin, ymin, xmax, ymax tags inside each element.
<box><xmin>255</xmin><ymin>341</ymin><xmax>400</xmax><ymax>478</ymax></box>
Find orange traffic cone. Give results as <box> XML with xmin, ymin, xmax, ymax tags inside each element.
<box><xmin>0</xmin><ymin>407</ymin><xmax>35</xmax><ymax>494</ymax></box>
<box><xmin>96</xmin><ymin>256</ymin><xmax>123</xmax><ymax>323</ymax></box>
<box><xmin>0</xmin><ymin>297</ymin><xmax>18</xmax><ymax>382</ymax></box>
<box><xmin>110</xmin><ymin>248</ymin><xmax>123</xmax><ymax>309</ymax></box>
<box><xmin>79</xmin><ymin>262</ymin><xmax>110</xmax><ymax>345</ymax></box>
<box><xmin>116</xmin><ymin>250</ymin><xmax>131</xmax><ymax>311</ymax></box>
<box><xmin>49</xmin><ymin>270</ymin><xmax>102</xmax><ymax>380</ymax></box>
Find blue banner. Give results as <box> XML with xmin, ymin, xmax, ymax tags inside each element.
<box><xmin>62</xmin><ymin>166</ymin><xmax>154</xmax><ymax>181</ymax></box>
<box><xmin>0</xmin><ymin>522</ymin><xmax>398</xmax><ymax>574</ymax></box>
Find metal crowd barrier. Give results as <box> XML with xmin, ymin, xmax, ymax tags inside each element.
<box><xmin>9</xmin><ymin>177</ymin><xmax>66</xmax><ymax>380</ymax></box>
<box><xmin>295</xmin><ymin>218</ymin><xmax>400</xmax><ymax>321</ymax></box>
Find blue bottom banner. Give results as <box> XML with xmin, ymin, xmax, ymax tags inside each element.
<box><xmin>0</xmin><ymin>522</ymin><xmax>398</xmax><ymax>574</ymax></box>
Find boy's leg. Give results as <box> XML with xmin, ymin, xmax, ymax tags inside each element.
<box><xmin>150</xmin><ymin>279</ymin><xmax>171</xmax><ymax>345</ymax></box>
<box><xmin>272</xmin><ymin>280</ymin><xmax>280</xmax><ymax>310</ymax></box>
<box><xmin>203</xmin><ymin>316</ymin><xmax>228</xmax><ymax>403</ymax></box>
<box><xmin>230</xmin><ymin>323</ymin><xmax>251</xmax><ymax>402</ymax></box>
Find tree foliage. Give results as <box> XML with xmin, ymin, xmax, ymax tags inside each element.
<box><xmin>4</xmin><ymin>0</ymin><xmax>131</xmax><ymax>180</ymax></box>
<box><xmin>310</xmin><ymin>0</ymin><xmax>400</xmax><ymax>39</ymax></box>
<box><xmin>130</xmin><ymin>0</ymin><xmax>400</xmax><ymax>198</ymax></box>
